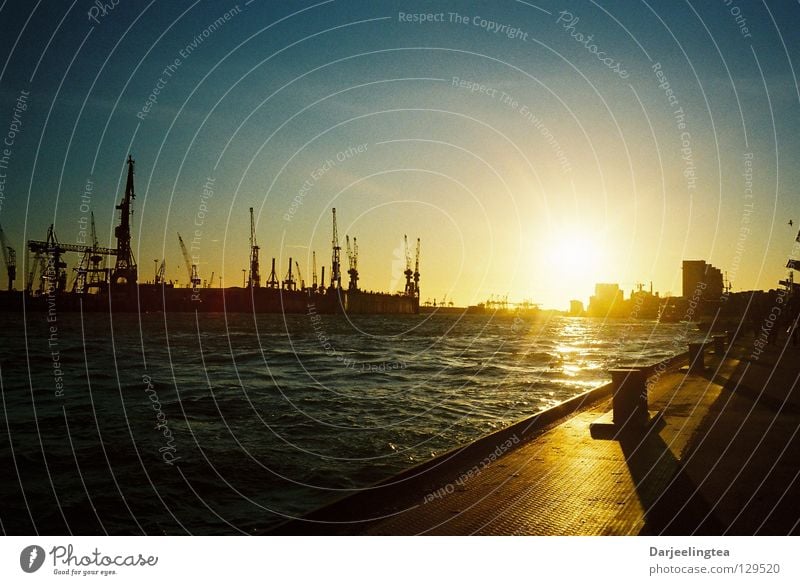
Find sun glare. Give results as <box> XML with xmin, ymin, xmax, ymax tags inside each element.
<box><xmin>545</xmin><ymin>228</ymin><xmax>602</xmax><ymax>270</ymax></box>
<box><xmin>529</xmin><ymin>226</ymin><xmax>608</xmax><ymax>307</ymax></box>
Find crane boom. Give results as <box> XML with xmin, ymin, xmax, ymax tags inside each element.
<box><xmin>295</xmin><ymin>260</ymin><xmax>304</xmax><ymax>290</ymax></box>
<box><xmin>177</xmin><ymin>232</ymin><xmax>199</xmax><ymax>287</ymax></box>
<box><xmin>155</xmin><ymin>259</ymin><xmax>166</xmax><ymax>284</ymax></box>
<box><xmin>27</xmin><ymin>240</ymin><xmax>117</xmax><ymax>255</ymax></box>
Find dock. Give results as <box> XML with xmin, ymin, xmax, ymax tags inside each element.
<box><xmin>269</xmin><ymin>333</ymin><xmax>800</xmax><ymax>535</ymax></box>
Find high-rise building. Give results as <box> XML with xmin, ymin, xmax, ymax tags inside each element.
<box><xmin>569</xmin><ymin>299</ymin><xmax>584</xmax><ymax>316</ymax></box>
<box><xmin>588</xmin><ymin>283</ymin><xmax>624</xmax><ymax>317</ymax></box>
<box><xmin>682</xmin><ymin>260</ymin><xmax>724</xmax><ymax>300</ymax></box>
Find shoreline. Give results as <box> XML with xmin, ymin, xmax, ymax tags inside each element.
<box><xmin>268</xmin><ymin>351</ymin><xmax>693</xmax><ymax>534</ymax></box>
<box><xmin>269</xmin><ymin>331</ymin><xmax>800</xmax><ymax>535</ymax></box>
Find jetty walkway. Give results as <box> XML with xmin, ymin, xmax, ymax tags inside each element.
<box><xmin>270</xmin><ymin>334</ymin><xmax>800</xmax><ymax>535</ymax></box>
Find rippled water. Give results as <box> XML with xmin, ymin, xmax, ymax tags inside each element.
<box><xmin>0</xmin><ymin>310</ymin><xmax>704</xmax><ymax>534</ymax></box>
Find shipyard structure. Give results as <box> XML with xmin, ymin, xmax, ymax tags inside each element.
<box><xmin>0</xmin><ymin>156</ymin><xmax>420</xmax><ymax>315</ymax></box>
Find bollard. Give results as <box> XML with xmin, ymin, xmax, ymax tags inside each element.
<box><xmin>688</xmin><ymin>342</ymin><xmax>705</xmax><ymax>373</ymax></box>
<box><xmin>609</xmin><ymin>368</ymin><xmax>648</xmax><ymax>428</ymax></box>
<box><xmin>713</xmin><ymin>334</ymin><xmax>726</xmax><ymax>355</ymax></box>
<box><xmin>726</xmin><ymin>329</ymin><xmax>733</xmax><ymax>345</ymax></box>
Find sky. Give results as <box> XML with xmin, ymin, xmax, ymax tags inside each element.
<box><xmin>0</xmin><ymin>0</ymin><xmax>798</xmax><ymax>309</ymax></box>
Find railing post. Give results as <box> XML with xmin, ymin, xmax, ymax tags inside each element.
<box><xmin>609</xmin><ymin>368</ymin><xmax>648</xmax><ymax>429</ymax></box>
<box><xmin>688</xmin><ymin>342</ymin><xmax>705</xmax><ymax>373</ymax></box>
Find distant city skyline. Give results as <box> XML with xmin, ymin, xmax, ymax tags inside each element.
<box><xmin>1</xmin><ymin>1</ymin><xmax>798</xmax><ymax>309</ymax></box>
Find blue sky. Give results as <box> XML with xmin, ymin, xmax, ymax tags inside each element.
<box><xmin>0</xmin><ymin>0</ymin><xmax>798</xmax><ymax>307</ymax></box>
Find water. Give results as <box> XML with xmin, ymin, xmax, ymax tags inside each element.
<box><xmin>0</xmin><ymin>310</ymin><xmax>704</xmax><ymax>534</ymax></box>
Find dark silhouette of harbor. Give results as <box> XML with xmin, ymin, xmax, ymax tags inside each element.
<box><xmin>0</xmin><ymin>156</ymin><xmax>420</xmax><ymax>314</ymax></box>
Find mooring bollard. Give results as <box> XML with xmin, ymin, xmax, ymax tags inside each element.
<box><xmin>688</xmin><ymin>342</ymin><xmax>705</xmax><ymax>373</ymax></box>
<box><xmin>609</xmin><ymin>368</ymin><xmax>648</xmax><ymax>428</ymax></box>
<box><xmin>713</xmin><ymin>334</ymin><xmax>726</xmax><ymax>355</ymax></box>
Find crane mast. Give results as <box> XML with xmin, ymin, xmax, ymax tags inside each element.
<box><xmin>312</xmin><ymin>251</ymin><xmax>318</xmax><ymax>291</ymax></box>
<box><xmin>413</xmin><ymin>237</ymin><xmax>420</xmax><ymax>298</ymax></box>
<box><xmin>346</xmin><ymin>235</ymin><xmax>359</xmax><ymax>291</ymax></box>
<box><xmin>248</xmin><ymin>207</ymin><xmax>260</xmax><ymax>288</ymax></box>
<box><xmin>330</xmin><ymin>208</ymin><xmax>341</xmax><ymax>289</ymax></box>
<box><xmin>403</xmin><ymin>234</ymin><xmax>413</xmax><ymax>295</ymax></box>
<box><xmin>282</xmin><ymin>257</ymin><xmax>295</xmax><ymax>290</ymax></box>
<box><xmin>111</xmin><ymin>155</ymin><xmax>137</xmax><ymax>287</ymax></box>
<box><xmin>266</xmin><ymin>257</ymin><xmax>279</xmax><ymax>288</ymax></box>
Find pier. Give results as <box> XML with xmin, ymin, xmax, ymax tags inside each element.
<box><xmin>270</xmin><ymin>334</ymin><xmax>800</xmax><ymax>535</ymax></box>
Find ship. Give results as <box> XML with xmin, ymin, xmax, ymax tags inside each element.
<box><xmin>0</xmin><ymin>156</ymin><xmax>420</xmax><ymax>315</ymax></box>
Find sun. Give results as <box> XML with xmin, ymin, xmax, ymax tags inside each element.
<box><xmin>545</xmin><ymin>225</ymin><xmax>603</xmax><ymax>269</ymax></box>
<box><xmin>532</xmin><ymin>225</ymin><xmax>608</xmax><ymax>306</ymax></box>
<box><xmin>547</xmin><ymin>233</ymin><xmax>594</xmax><ymax>269</ymax></box>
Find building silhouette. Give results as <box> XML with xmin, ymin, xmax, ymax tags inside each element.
<box><xmin>682</xmin><ymin>260</ymin><xmax>724</xmax><ymax>300</ymax></box>
<box><xmin>588</xmin><ymin>283</ymin><xmax>625</xmax><ymax>318</ymax></box>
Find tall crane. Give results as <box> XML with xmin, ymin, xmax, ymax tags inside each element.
<box><xmin>330</xmin><ymin>208</ymin><xmax>341</xmax><ymax>289</ymax></box>
<box><xmin>73</xmin><ymin>212</ymin><xmax>108</xmax><ymax>293</ymax></box>
<box><xmin>266</xmin><ymin>258</ymin><xmax>279</xmax><ymax>288</ymax></box>
<box><xmin>155</xmin><ymin>259</ymin><xmax>166</xmax><ymax>284</ymax></box>
<box><xmin>282</xmin><ymin>257</ymin><xmax>295</xmax><ymax>290</ymax></box>
<box><xmin>312</xmin><ymin>251</ymin><xmax>318</xmax><ymax>291</ymax></box>
<box><xmin>403</xmin><ymin>234</ymin><xmax>413</xmax><ymax>296</ymax></box>
<box><xmin>248</xmin><ymin>207</ymin><xmax>261</xmax><ymax>288</ymax></box>
<box><xmin>27</xmin><ymin>225</ymin><xmax>82</xmax><ymax>293</ymax></box>
<box><xmin>0</xmin><ymin>224</ymin><xmax>16</xmax><ymax>291</ymax></box>
<box><xmin>413</xmin><ymin>237</ymin><xmax>420</xmax><ymax>298</ymax></box>
<box><xmin>177</xmin><ymin>232</ymin><xmax>200</xmax><ymax>288</ymax></box>
<box><xmin>294</xmin><ymin>260</ymin><xmax>305</xmax><ymax>291</ymax></box>
<box><xmin>111</xmin><ymin>155</ymin><xmax>137</xmax><ymax>286</ymax></box>
<box><xmin>346</xmin><ymin>235</ymin><xmax>359</xmax><ymax>291</ymax></box>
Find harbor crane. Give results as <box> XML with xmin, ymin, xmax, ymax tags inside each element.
<box><xmin>266</xmin><ymin>258</ymin><xmax>279</xmax><ymax>288</ymax></box>
<box><xmin>346</xmin><ymin>235</ymin><xmax>359</xmax><ymax>291</ymax></box>
<box><xmin>248</xmin><ymin>207</ymin><xmax>261</xmax><ymax>288</ymax></box>
<box><xmin>294</xmin><ymin>260</ymin><xmax>305</xmax><ymax>291</ymax></box>
<box><xmin>282</xmin><ymin>257</ymin><xmax>296</xmax><ymax>290</ymax></box>
<box><xmin>177</xmin><ymin>232</ymin><xmax>200</xmax><ymax>288</ymax></box>
<box><xmin>111</xmin><ymin>155</ymin><xmax>138</xmax><ymax>286</ymax></box>
<box><xmin>312</xmin><ymin>251</ymin><xmax>318</xmax><ymax>291</ymax></box>
<box><xmin>403</xmin><ymin>235</ymin><xmax>414</xmax><ymax>296</ymax></box>
<box><xmin>413</xmin><ymin>237</ymin><xmax>420</xmax><ymax>298</ymax></box>
<box><xmin>72</xmin><ymin>212</ymin><xmax>108</xmax><ymax>293</ymax></box>
<box><xmin>154</xmin><ymin>259</ymin><xmax>166</xmax><ymax>284</ymax></box>
<box><xmin>330</xmin><ymin>208</ymin><xmax>342</xmax><ymax>289</ymax></box>
<box><xmin>0</xmin><ymin>224</ymin><xmax>16</xmax><ymax>291</ymax></box>
<box><xmin>28</xmin><ymin>224</ymin><xmax>117</xmax><ymax>294</ymax></box>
